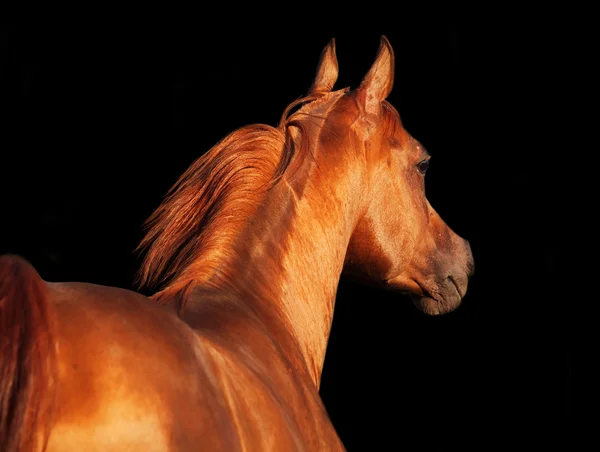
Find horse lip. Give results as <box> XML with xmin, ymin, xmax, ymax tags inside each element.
<box><xmin>409</xmin><ymin>293</ymin><xmax>443</xmax><ymax>316</ymax></box>
<box><xmin>409</xmin><ymin>276</ymin><xmax>465</xmax><ymax>316</ymax></box>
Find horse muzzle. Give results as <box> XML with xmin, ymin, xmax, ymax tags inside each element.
<box><xmin>410</xmin><ymin>239</ymin><xmax>475</xmax><ymax>315</ymax></box>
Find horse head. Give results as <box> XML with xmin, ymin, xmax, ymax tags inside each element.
<box><xmin>310</xmin><ymin>37</ymin><xmax>475</xmax><ymax>315</ymax></box>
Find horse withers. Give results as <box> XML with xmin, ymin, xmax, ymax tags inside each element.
<box><xmin>0</xmin><ymin>36</ymin><xmax>474</xmax><ymax>451</ymax></box>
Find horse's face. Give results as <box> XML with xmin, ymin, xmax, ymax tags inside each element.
<box><xmin>335</xmin><ymin>38</ymin><xmax>474</xmax><ymax>315</ymax></box>
<box><xmin>345</xmin><ymin>117</ymin><xmax>474</xmax><ymax>315</ymax></box>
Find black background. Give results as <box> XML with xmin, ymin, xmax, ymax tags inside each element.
<box><xmin>1</xmin><ymin>12</ymin><xmax>571</xmax><ymax>451</ymax></box>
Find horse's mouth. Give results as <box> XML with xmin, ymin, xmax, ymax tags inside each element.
<box><xmin>410</xmin><ymin>294</ymin><xmax>451</xmax><ymax>316</ymax></box>
<box><xmin>380</xmin><ymin>272</ymin><xmax>468</xmax><ymax>315</ymax></box>
<box><xmin>409</xmin><ymin>277</ymin><xmax>464</xmax><ymax>316</ymax></box>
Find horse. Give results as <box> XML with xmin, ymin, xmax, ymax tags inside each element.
<box><xmin>0</xmin><ymin>36</ymin><xmax>474</xmax><ymax>451</ymax></box>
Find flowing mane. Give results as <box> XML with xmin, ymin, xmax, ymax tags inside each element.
<box><xmin>135</xmin><ymin>91</ymin><xmax>339</xmax><ymax>306</ymax></box>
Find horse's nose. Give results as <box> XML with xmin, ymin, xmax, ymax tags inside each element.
<box><xmin>464</xmin><ymin>239</ymin><xmax>475</xmax><ymax>278</ymax></box>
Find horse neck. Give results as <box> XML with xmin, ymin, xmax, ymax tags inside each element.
<box><xmin>192</xmin><ymin>128</ymin><xmax>364</xmax><ymax>388</ymax></box>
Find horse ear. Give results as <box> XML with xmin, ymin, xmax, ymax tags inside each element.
<box><xmin>358</xmin><ymin>36</ymin><xmax>395</xmax><ymax>114</ymax></box>
<box><xmin>308</xmin><ymin>38</ymin><xmax>338</xmax><ymax>94</ymax></box>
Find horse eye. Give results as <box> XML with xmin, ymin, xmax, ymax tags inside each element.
<box><xmin>417</xmin><ymin>159</ymin><xmax>430</xmax><ymax>175</ymax></box>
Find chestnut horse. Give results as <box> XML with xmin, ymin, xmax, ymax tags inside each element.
<box><xmin>0</xmin><ymin>36</ymin><xmax>474</xmax><ymax>451</ymax></box>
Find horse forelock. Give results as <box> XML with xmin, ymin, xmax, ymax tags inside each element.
<box><xmin>135</xmin><ymin>89</ymin><xmax>346</xmax><ymax>306</ymax></box>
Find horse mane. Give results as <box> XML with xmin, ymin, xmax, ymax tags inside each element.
<box><xmin>135</xmin><ymin>91</ymin><xmax>343</xmax><ymax>306</ymax></box>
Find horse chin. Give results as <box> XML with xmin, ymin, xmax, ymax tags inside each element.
<box><xmin>409</xmin><ymin>294</ymin><xmax>461</xmax><ymax>316</ymax></box>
